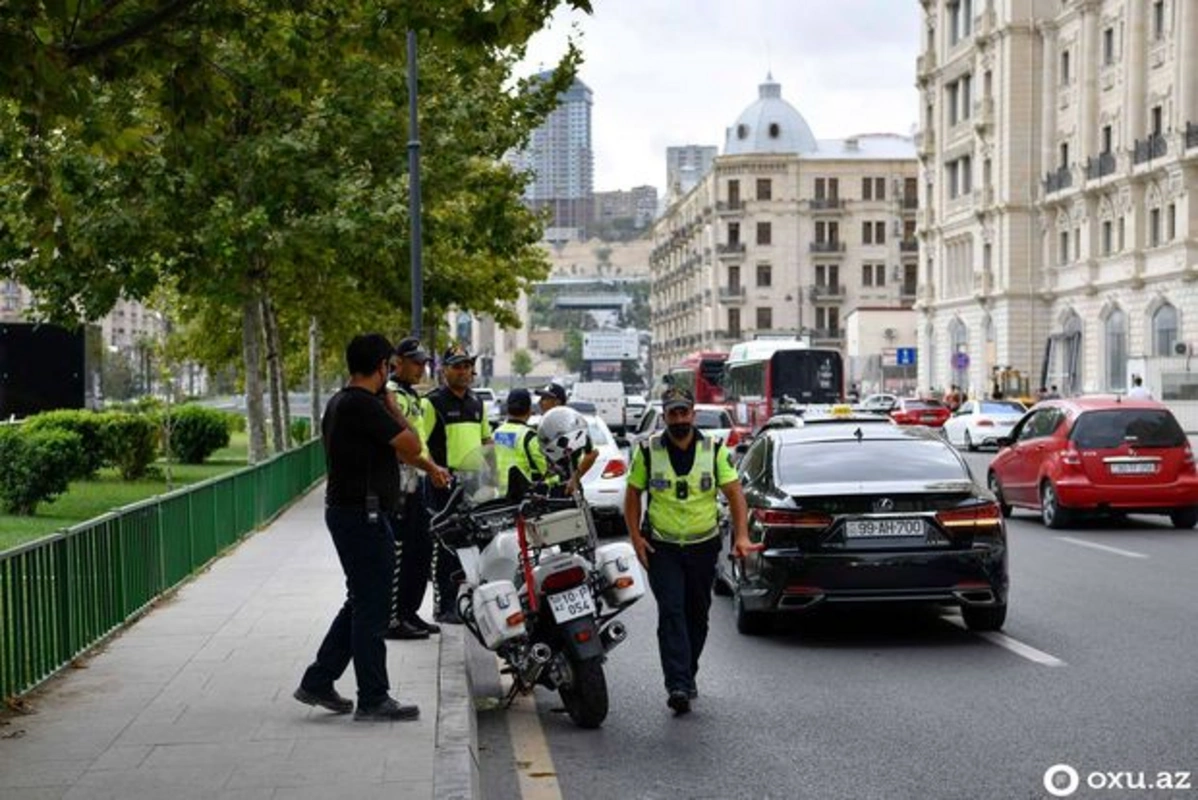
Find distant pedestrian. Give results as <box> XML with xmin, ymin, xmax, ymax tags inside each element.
<box><xmin>295</xmin><ymin>333</ymin><xmax>449</xmax><ymax>721</ymax></box>
<box><xmin>1127</xmin><ymin>375</ymin><xmax>1153</xmax><ymax>400</ymax></box>
<box><xmin>1044</xmin><ymin>385</ymin><xmax>1061</xmax><ymax>399</ymax></box>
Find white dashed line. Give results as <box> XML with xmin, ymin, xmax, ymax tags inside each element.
<box><xmin>946</xmin><ymin>617</ymin><xmax>1068</xmax><ymax>667</ymax></box>
<box><xmin>1056</xmin><ymin>536</ymin><xmax>1149</xmax><ymax>559</ymax></box>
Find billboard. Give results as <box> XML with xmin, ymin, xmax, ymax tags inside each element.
<box><xmin>582</xmin><ymin>330</ymin><xmax>639</xmax><ymax>361</ymax></box>
<box><xmin>0</xmin><ymin>323</ymin><xmax>87</xmax><ymax>419</ymax></box>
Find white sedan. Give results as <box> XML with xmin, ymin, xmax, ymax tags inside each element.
<box><xmin>941</xmin><ymin>399</ymin><xmax>1027</xmax><ymax>451</ymax></box>
<box><xmin>529</xmin><ymin>413</ymin><xmax>628</xmax><ymax>537</ymax></box>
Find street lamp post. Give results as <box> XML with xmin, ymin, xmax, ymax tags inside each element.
<box><xmin>407</xmin><ymin>29</ymin><xmax>424</xmax><ymax>339</ymax></box>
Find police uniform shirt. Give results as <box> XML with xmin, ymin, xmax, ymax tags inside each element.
<box><xmin>421</xmin><ymin>387</ymin><xmax>491</xmax><ymax>470</ymax></box>
<box><xmin>322</xmin><ymin>386</ymin><xmax>407</xmax><ymax>512</ymax></box>
<box><xmin>627</xmin><ymin>430</ymin><xmax>738</xmax><ymax>492</ymax></box>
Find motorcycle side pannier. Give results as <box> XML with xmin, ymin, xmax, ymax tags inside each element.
<box><xmin>472</xmin><ymin>580</ymin><xmax>525</xmax><ymax>648</ymax></box>
<box><xmin>594</xmin><ymin>542</ymin><xmax>646</xmax><ymax>608</ymax></box>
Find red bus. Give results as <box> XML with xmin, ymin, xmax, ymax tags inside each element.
<box><xmin>723</xmin><ymin>340</ymin><xmax>844</xmax><ymax>430</ymax></box>
<box><xmin>668</xmin><ymin>351</ymin><xmax>728</xmax><ymax>404</ymax></box>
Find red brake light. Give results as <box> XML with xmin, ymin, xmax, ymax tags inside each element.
<box><xmin>725</xmin><ymin>429</ymin><xmax>740</xmax><ymax>447</ymax></box>
<box><xmin>976</xmin><ymin>418</ymin><xmax>994</xmax><ymax>427</ymax></box>
<box><xmin>541</xmin><ymin>565</ymin><xmax>587</xmax><ymax>593</ymax></box>
<box><xmin>936</xmin><ymin>502</ymin><xmax>1002</xmax><ymax>530</ymax></box>
<box><xmin>1061</xmin><ymin>447</ymin><xmax>1082</xmax><ymax>467</ymax></box>
<box><xmin>752</xmin><ymin>509</ymin><xmax>833</xmax><ymax>529</ymax></box>
<box><xmin>601</xmin><ymin>458</ymin><xmax>626</xmax><ymax>479</ymax></box>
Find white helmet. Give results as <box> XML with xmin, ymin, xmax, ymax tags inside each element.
<box><xmin>537</xmin><ymin>406</ymin><xmax>588</xmax><ymax>467</ymax></box>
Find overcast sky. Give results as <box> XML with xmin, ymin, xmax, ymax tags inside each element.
<box><xmin>521</xmin><ymin>0</ymin><xmax>923</xmax><ymax>194</ymax></box>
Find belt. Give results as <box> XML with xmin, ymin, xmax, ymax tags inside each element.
<box><xmin>648</xmin><ymin>526</ymin><xmax>719</xmax><ymax>546</ymax></box>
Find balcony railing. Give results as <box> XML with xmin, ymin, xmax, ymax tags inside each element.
<box><xmin>812</xmin><ymin>283</ymin><xmax>843</xmax><ymax>298</ymax></box>
<box><xmin>718</xmin><ymin>285</ymin><xmax>746</xmax><ymax>303</ymax></box>
<box><xmin>972</xmin><ymin>97</ymin><xmax>994</xmax><ymax>130</ymax></box>
<box><xmin>811</xmin><ymin>328</ymin><xmax>844</xmax><ymax>342</ymax></box>
<box><xmin>916</xmin><ymin>51</ymin><xmax>936</xmax><ymax>77</ymax></box>
<box><xmin>809</xmin><ymin>241</ymin><xmax>846</xmax><ymax>254</ymax></box>
<box><xmin>1188</xmin><ymin>122</ymin><xmax>1198</xmax><ymax>150</ymax></box>
<box><xmin>901</xmin><ymin>284</ymin><xmax>918</xmax><ymax>297</ymax></box>
<box><xmin>915</xmin><ymin>129</ymin><xmax>935</xmax><ymax>157</ymax></box>
<box><xmin>717</xmin><ymin>242</ymin><xmax>746</xmax><ymax>256</ymax></box>
<box><xmin>809</xmin><ymin>197</ymin><xmax>845</xmax><ymax>211</ymax></box>
<box><xmin>1086</xmin><ymin>152</ymin><xmax>1117</xmax><ymax>180</ymax></box>
<box><xmin>1133</xmin><ymin>133</ymin><xmax>1167</xmax><ymax>165</ymax></box>
<box><xmin>901</xmin><ymin>195</ymin><xmax>919</xmax><ymax>210</ymax></box>
<box><xmin>1043</xmin><ymin>165</ymin><xmax>1072</xmax><ymax>194</ymax></box>
<box><xmin>900</xmin><ymin>239</ymin><xmax>919</xmax><ymax>252</ymax></box>
<box><xmin>716</xmin><ymin>200</ymin><xmax>743</xmax><ymax>213</ymax></box>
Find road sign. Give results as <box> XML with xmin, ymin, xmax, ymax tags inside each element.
<box><xmin>582</xmin><ymin>330</ymin><xmax>639</xmax><ymax>361</ymax></box>
<box><xmin>952</xmin><ymin>351</ymin><xmax>970</xmax><ymax>370</ymax></box>
<box><xmin>896</xmin><ymin>347</ymin><xmax>917</xmax><ymax>366</ymax></box>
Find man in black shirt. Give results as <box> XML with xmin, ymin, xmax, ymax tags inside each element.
<box><xmin>295</xmin><ymin>333</ymin><xmax>449</xmax><ymax>722</ymax></box>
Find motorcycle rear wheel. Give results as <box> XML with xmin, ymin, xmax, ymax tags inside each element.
<box><xmin>558</xmin><ymin>655</ymin><xmax>608</xmax><ymax>729</ymax></box>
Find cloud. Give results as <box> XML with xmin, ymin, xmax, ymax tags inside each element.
<box><xmin>521</xmin><ymin>0</ymin><xmax>921</xmax><ymax>192</ymax></box>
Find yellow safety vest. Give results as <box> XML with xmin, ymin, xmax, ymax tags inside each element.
<box><xmin>493</xmin><ymin>420</ymin><xmax>547</xmax><ymax>495</ymax></box>
<box><xmin>645</xmin><ymin>433</ymin><xmax>719</xmax><ymax>544</ymax></box>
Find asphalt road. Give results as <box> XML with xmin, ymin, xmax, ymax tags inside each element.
<box><xmin>474</xmin><ymin>448</ymin><xmax>1198</xmax><ymax>800</ymax></box>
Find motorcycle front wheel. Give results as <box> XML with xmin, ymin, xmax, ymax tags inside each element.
<box><xmin>558</xmin><ymin>654</ymin><xmax>608</xmax><ymax>729</ymax></box>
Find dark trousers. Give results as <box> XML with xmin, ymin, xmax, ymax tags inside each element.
<box><xmin>394</xmin><ymin>488</ymin><xmax>432</xmax><ymax>622</ymax></box>
<box><xmin>300</xmin><ymin>507</ymin><xmax>395</xmax><ymax>707</ymax></box>
<box><xmin>645</xmin><ymin>536</ymin><xmax>721</xmax><ymax>695</ymax></box>
<box><xmin>428</xmin><ymin>484</ymin><xmax>461</xmax><ymax>617</ymax></box>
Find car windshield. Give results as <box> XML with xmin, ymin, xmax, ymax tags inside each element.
<box><xmin>979</xmin><ymin>401</ymin><xmax>1024</xmax><ymax>414</ymax></box>
<box><xmin>585</xmin><ymin>419</ymin><xmax>611</xmax><ymax>446</ymax></box>
<box><xmin>695</xmin><ymin>409</ymin><xmax>731</xmax><ymax>429</ymax></box>
<box><xmin>1070</xmin><ymin>409</ymin><xmax>1185</xmax><ymax>448</ymax></box>
<box><xmin>777</xmin><ymin>439</ymin><xmax>968</xmax><ymax>484</ymax></box>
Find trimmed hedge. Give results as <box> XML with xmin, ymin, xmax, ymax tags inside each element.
<box><xmin>101</xmin><ymin>413</ymin><xmax>159</xmax><ymax>479</ymax></box>
<box><xmin>0</xmin><ymin>427</ymin><xmax>84</xmax><ymax>515</ymax></box>
<box><xmin>167</xmin><ymin>405</ymin><xmax>231</xmax><ymax>464</ymax></box>
<box><xmin>24</xmin><ymin>410</ymin><xmax>107</xmax><ymax>480</ymax></box>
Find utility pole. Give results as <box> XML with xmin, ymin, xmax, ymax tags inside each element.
<box><xmin>407</xmin><ymin>29</ymin><xmax>424</xmax><ymax>338</ymax></box>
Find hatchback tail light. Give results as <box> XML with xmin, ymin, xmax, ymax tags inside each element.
<box><xmin>1183</xmin><ymin>446</ymin><xmax>1196</xmax><ymax>473</ymax></box>
<box><xmin>601</xmin><ymin>458</ymin><xmax>626</xmax><ymax>479</ymax></box>
<box><xmin>935</xmin><ymin>502</ymin><xmax>1003</xmax><ymax>531</ymax></box>
<box><xmin>1060</xmin><ymin>447</ymin><xmax>1082</xmax><ymax>467</ymax></box>
<box><xmin>541</xmin><ymin>565</ymin><xmax>587</xmax><ymax>593</ymax></box>
<box><xmin>752</xmin><ymin>508</ymin><xmax>833</xmax><ymax>530</ymax></box>
<box><xmin>976</xmin><ymin>418</ymin><xmax>994</xmax><ymax>427</ymax></box>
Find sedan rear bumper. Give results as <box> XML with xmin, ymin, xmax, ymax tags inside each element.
<box><xmin>739</xmin><ymin>545</ymin><xmax>1007</xmax><ymax>614</ymax></box>
<box><xmin>1055</xmin><ymin>477</ymin><xmax>1198</xmax><ymax>512</ymax></box>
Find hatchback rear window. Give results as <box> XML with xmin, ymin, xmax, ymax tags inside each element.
<box><xmin>777</xmin><ymin>439</ymin><xmax>969</xmax><ymax>484</ymax></box>
<box><xmin>695</xmin><ymin>410</ymin><xmax>731</xmax><ymax>429</ymax></box>
<box><xmin>585</xmin><ymin>419</ymin><xmax>611</xmax><ymax>446</ymax></box>
<box><xmin>1070</xmin><ymin>409</ymin><xmax>1185</xmax><ymax>449</ymax></box>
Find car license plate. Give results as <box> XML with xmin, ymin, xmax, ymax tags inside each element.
<box><xmin>547</xmin><ymin>587</ymin><xmax>595</xmax><ymax>622</ymax></box>
<box><xmin>1110</xmin><ymin>462</ymin><xmax>1158</xmax><ymax>475</ymax></box>
<box><xmin>845</xmin><ymin>519</ymin><xmax>925</xmax><ymax>538</ymax></box>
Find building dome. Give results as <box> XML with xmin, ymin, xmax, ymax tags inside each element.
<box><xmin>724</xmin><ymin>75</ymin><xmax>818</xmax><ymax>156</ymax></box>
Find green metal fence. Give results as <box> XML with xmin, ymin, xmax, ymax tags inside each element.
<box><xmin>0</xmin><ymin>439</ymin><xmax>325</xmax><ymax>700</ymax></box>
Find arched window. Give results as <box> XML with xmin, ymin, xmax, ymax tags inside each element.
<box><xmin>949</xmin><ymin>318</ymin><xmax>969</xmax><ymax>391</ymax></box>
<box><xmin>1105</xmin><ymin>309</ymin><xmax>1127</xmax><ymax>390</ymax></box>
<box><xmin>925</xmin><ymin>323</ymin><xmax>937</xmax><ymax>392</ymax></box>
<box><xmin>1152</xmin><ymin>303</ymin><xmax>1179</xmax><ymax>356</ymax></box>
<box><xmin>1061</xmin><ymin>312</ymin><xmax>1082</xmax><ymax>395</ymax></box>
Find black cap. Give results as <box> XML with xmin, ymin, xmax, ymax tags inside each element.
<box><xmin>394</xmin><ymin>336</ymin><xmax>431</xmax><ymax>363</ymax></box>
<box><xmin>442</xmin><ymin>342</ymin><xmax>475</xmax><ymax>366</ymax></box>
<box><xmin>506</xmin><ymin>388</ymin><xmax>532</xmax><ymax>414</ymax></box>
<box><xmin>536</xmin><ymin>382</ymin><xmax>568</xmax><ymax>404</ymax></box>
<box><xmin>661</xmin><ymin>386</ymin><xmax>695</xmax><ymax>411</ymax></box>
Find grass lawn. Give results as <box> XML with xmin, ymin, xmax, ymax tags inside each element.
<box><xmin>0</xmin><ymin>433</ymin><xmax>252</xmax><ymax>554</ymax></box>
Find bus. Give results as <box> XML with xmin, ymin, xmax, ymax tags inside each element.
<box><xmin>723</xmin><ymin>340</ymin><xmax>844</xmax><ymax>430</ymax></box>
<box><xmin>668</xmin><ymin>351</ymin><xmax>728</xmax><ymax>404</ymax></box>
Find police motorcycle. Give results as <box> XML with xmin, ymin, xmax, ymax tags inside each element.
<box><xmin>428</xmin><ymin>408</ymin><xmax>646</xmax><ymax>729</ymax></box>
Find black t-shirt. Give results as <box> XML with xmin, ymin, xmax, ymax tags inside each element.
<box><xmin>322</xmin><ymin>386</ymin><xmax>406</xmax><ymax>511</ymax></box>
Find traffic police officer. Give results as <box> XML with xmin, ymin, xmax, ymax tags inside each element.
<box><xmin>384</xmin><ymin>336</ymin><xmax>443</xmax><ymax>640</ymax></box>
<box><xmin>492</xmin><ymin>388</ymin><xmax>549</xmax><ymax>498</ymax></box>
<box><xmin>535</xmin><ymin>381</ymin><xmax>598</xmax><ymax>495</ymax></box>
<box><xmin>623</xmin><ymin>386</ymin><xmax>760</xmax><ymax>715</ymax></box>
<box><xmin>422</xmin><ymin>342</ymin><xmax>492</xmax><ymax>623</ymax></box>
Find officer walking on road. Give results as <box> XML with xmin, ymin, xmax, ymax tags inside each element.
<box><xmin>623</xmin><ymin>386</ymin><xmax>760</xmax><ymax>716</ymax></box>
<box><xmin>493</xmin><ymin>388</ymin><xmax>549</xmax><ymax>498</ymax></box>
<box><xmin>295</xmin><ymin>333</ymin><xmax>449</xmax><ymax>721</ymax></box>
<box><xmin>385</xmin><ymin>336</ymin><xmax>444</xmax><ymax>641</ymax></box>
<box><xmin>422</xmin><ymin>343</ymin><xmax>492</xmax><ymax>624</ymax></box>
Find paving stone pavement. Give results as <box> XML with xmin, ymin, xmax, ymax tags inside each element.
<box><xmin>0</xmin><ymin>488</ymin><xmax>479</xmax><ymax>800</ymax></box>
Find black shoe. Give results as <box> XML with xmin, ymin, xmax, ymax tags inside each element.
<box><xmin>293</xmin><ymin>686</ymin><xmax>353</xmax><ymax>714</ymax></box>
<box><xmin>385</xmin><ymin>619</ymin><xmax>431</xmax><ymax>640</ymax></box>
<box><xmin>408</xmin><ymin>614</ymin><xmax>441</xmax><ymax>634</ymax></box>
<box><xmin>667</xmin><ymin>690</ymin><xmax>691</xmax><ymax>715</ymax></box>
<box><xmin>434</xmin><ymin>610</ymin><xmax>463</xmax><ymax>625</ymax></box>
<box><xmin>354</xmin><ymin>697</ymin><xmax>420</xmax><ymax>721</ymax></box>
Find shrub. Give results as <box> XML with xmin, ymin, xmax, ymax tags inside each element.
<box><xmin>166</xmin><ymin>405</ymin><xmax>231</xmax><ymax>464</ymax></box>
<box><xmin>100</xmin><ymin>413</ymin><xmax>159</xmax><ymax>480</ymax></box>
<box><xmin>225</xmin><ymin>412</ymin><xmax>247</xmax><ymax>433</ymax></box>
<box><xmin>289</xmin><ymin>417</ymin><xmax>311</xmax><ymax>444</ymax></box>
<box><xmin>23</xmin><ymin>410</ymin><xmax>106</xmax><ymax>480</ymax></box>
<box><xmin>0</xmin><ymin>427</ymin><xmax>84</xmax><ymax>515</ymax></box>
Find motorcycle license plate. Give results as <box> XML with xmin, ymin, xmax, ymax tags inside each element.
<box><xmin>547</xmin><ymin>587</ymin><xmax>595</xmax><ymax>622</ymax></box>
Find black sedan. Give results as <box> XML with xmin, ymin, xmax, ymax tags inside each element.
<box><xmin>716</xmin><ymin>423</ymin><xmax>1008</xmax><ymax>635</ymax></box>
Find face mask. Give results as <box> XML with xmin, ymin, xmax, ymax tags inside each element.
<box><xmin>667</xmin><ymin>422</ymin><xmax>693</xmax><ymax>439</ymax></box>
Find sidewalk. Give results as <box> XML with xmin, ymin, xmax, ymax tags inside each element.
<box><xmin>0</xmin><ymin>488</ymin><xmax>478</xmax><ymax>800</ymax></box>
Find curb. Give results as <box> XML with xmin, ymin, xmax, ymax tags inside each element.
<box><xmin>433</xmin><ymin>624</ymin><xmax>480</xmax><ymax>800</ymax></box>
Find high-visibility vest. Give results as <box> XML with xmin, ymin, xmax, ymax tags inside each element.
<box><xmin>493</xmin><ymin>420</ymin><xmax>547</xmax><ymax>494</ymax></box>
<box><xmin>644</xmin><ymin>433</ymin><xmax>719</xmax><ymax>544</ymax></box>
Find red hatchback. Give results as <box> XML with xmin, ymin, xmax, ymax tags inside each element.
<box><xmin>988</xmin><ymin>396</ymin><xmax>1198</xmax><ymax>528</ymax></box>
<box><xmin>890</xmin><ymin>398</ymin><xmax>952</xmax><ymax>428</ymax></box>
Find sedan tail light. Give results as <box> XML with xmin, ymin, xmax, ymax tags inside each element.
<box><xmin>976</xmin><ymin>418</ymin><xmax>994</xmax><ymax>427</ymax></box>
<box><xmin>601</xmin><ymin>458</ymin><xmax>626</xmax><ymax>479</ymax></box>
<box><xmin>935</xmin><ymin>502</ymin><xmax>1003</xmax><ymax>532</ymax></box>
<box><xmin>725</xmin><ymin>429</ymin><xmax>740</xmax><ymax>447</ymax></box>
<box><xmin>752</xmin><ymin>509</ymin><xmax>833</xmax><ymax>530</ymax></box>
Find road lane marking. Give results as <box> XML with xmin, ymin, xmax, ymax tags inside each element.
<box><xmin>945</xmin><ymin>617</ymin><xmax>1068</xmax><ymax>667</ymax></box>
<box><xmin>1056</xmin><ymin>536</ymin><xmax>1148</xmax><ymax>559</ymax></box>
<box><xmin>503</xmin><ymin>669</ymin><xmax>564</xmax><ymax>800</ymax></box>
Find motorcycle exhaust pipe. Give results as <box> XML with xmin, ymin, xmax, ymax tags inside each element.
<box><xmin>600</xmin><ymin>620</ymin><xmax>627</xmax><ymax>653</ymax></box>
<box><xmin>529</xmin><ymin>643</ymin><xmax>553</xmax><ymax>665</ymax></box>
